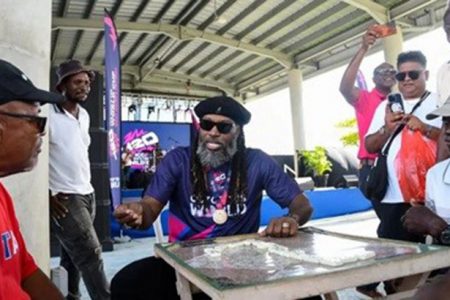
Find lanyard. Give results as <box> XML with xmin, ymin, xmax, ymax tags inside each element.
<box><xmin>207</xmin><ymin>167</ymin><xmax>231</xmax><ymax>209</ymax></box>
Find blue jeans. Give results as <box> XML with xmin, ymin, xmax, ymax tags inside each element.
<box><xmin>51</xmin><ymin>193</ymin><xmax>110</xmax><ymax>300</ymax></box>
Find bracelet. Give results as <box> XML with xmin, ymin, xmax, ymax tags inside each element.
<box><xmin>285</xmin><ymin>213</ymin><xmax>300</xmax><ymax>224</ymax></box>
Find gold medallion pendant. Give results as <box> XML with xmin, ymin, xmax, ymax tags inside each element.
<box><xmin>213</xmin><ymin>209</ymin><xmax>228</xmax><ymax>225</ymax></box>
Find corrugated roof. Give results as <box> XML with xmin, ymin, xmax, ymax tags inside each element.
<box><xmin>51</xmin><ymin>0</ymin><xmax>448</xmax><ymax>100</ymax></box>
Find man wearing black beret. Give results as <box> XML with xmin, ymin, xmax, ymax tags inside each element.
<box><xmin>112</xmin><ymin>95</ymin><xmax>314</xmax><ymax>299</ymax></box>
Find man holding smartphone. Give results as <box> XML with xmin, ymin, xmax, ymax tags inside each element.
<box><xmin>365</xmin><ymin>50</ymin><xmax>441</xmax><ymax>238</ymax></box>
<box><xmin>364</xmin><ymin>50</ymin><xmax>442</xmax><ymax>296</ymax></box>
<box><xmin>339</xmin><ymin>26</ymin><xmax>396</xmax><ymax>195</ymax></box>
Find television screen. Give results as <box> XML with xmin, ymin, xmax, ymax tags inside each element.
<box><xmin>121</xmin><ymin>121</ymin><xmax>192</xmax><ymax>189</ymax></box>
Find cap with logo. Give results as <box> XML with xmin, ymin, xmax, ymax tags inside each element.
<box><xmin>0</xmin><ymin>59</ymin><xmax>64</xmax><ymax>105</ymax></box>
<box><xmin>426</xmin><ymin>97</ymin><xmax>450</xmax><ymax>119</ymax></box>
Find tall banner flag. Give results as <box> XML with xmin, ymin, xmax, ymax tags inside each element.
<box><xmin>104</xmin><ymin>9</ymin><xmax>122</xmax><ymax>208</ymax></box>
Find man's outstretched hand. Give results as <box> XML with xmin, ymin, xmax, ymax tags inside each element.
<box><xmin>113</xmin><ymin>202</ymin><xmax>144</xmax><ymax>229</ymax></box>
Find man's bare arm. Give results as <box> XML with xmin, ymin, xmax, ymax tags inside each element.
<box><xmin>365</xmin><ymin>105</ymin><xmax>404</xmax><ymax>153</ymax></box>
<box><xmin>287</xmin><ymin>194</ymin><xmax>313</xmax><ymax>226</ymax></box>
<box><xmin>365</xmin><ymin>128</ymin><xmax>390</xmax><ymax>154</ymax></box>
<box><xmin>437</xmin><ymin>127</ymin><xmax>450</xmax><ymax>162</ymax></box>
<box><xmin>339</xmin><ymin>27</ymin><xmax>378</xmax><ymax>105</ymax></box>
<box><xmin>22</xmin><ymin>269</ymin><xmax>64</xmax><ymax>300</ymax></box>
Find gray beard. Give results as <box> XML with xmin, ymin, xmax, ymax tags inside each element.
<box><xmin>196</xmin><ymin>135</ymin><xmax>238</xmax><ymax>168</ymax></box>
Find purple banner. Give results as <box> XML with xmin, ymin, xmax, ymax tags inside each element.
<box><xmin>104</xmin><ymin>9</ymin><xmax>122</xmax><ymax>208</ymax></box>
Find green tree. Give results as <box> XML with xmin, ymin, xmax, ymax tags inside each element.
<box><xmin>335</xmin><ymin>118</ymin><xmax>358</xmax><ymax>147</ymax></box>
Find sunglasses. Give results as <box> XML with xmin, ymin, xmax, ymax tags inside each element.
<box><xmin>199</xmin><ymin>119</ymin><xmax>235</xmax><ymax>134</ymax></box>
<box><xmin>0</xmin><ymin>111</ymin><xmax>47</xmax><ymax>133</ymax></box>
<box><xmin>375</xmin><ymin>68</ymin><xmax>396</xmax><ymax>76</ymax></box>
<box><xmin>395</xmin><ymin>70</ymin><xmax>422</xmax><ymax>81</ymax></box>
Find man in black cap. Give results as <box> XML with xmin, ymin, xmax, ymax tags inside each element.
<box><xmin>111</xmin><ymin>96</ymin><xmax>314</xmax><ymax>299</ymax></box>
<box><xmin>0</xmin><ymin>59</ymin><xmax>64</xmax><ymax>299</ymax></box>
<box><xmin>48</xmin><ymin>60</ymin><xmax>110</xmax><ymax>300</ymax></box>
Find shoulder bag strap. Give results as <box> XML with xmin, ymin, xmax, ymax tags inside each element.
<box><xmin>381</xmin><ymin>90</ymin><xmax>430</xmax><ymax>155</ymax></box>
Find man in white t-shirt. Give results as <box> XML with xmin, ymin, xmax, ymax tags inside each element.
<box><xmin>49</xmin><ymin>60</ymin><xmax>110</xmax><ymax>300</ymax></box>
<box><xmin>365</xmin><ymin>51</ymin><xmax>442</xmax><ymax>244</ymax></box>
<box><xmin>402</xmin><ymin>97</ymin><xmax>450</xmax><ymax>300</ymax></box>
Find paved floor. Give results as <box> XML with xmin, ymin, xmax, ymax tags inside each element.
<box><xmin>52</xmin><ymin>210</ymin><xmax>383</xmax><ymax>299</ymax></box>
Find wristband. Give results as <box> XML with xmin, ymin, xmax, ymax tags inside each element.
<box><xmin>285</xmin><ymin>213</ymin><xmax>300</xmax><ymax>224</ymax></box>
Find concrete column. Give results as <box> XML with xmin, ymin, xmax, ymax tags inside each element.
<box><xmin>288</xmin><ymin>68</ymin><xmax>306</xmax><ymax>177</ymax></box>
<box><xmin>135</xmin><ymin>99</ymin><xmax>142</xmax><ymax>120</ymax></box>
<box><xmin>0</xmin><ymin>0</ymin><xmax>53</xmax><ymax>273</ymax></box>
<box><xmin>382</xmin><ymin>26</ymin><xmax>403</xmax><ymax>67</ymax></box>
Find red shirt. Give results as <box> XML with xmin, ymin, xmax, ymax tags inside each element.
<box><xmin>0</xmin><ymin>183</ymin><xmax>38</xmax><ymax>300</ymax></box>
<box><xmin>353</xmin><ymin>88</ymin><xmax>386</xmax><ymax>160</ymax></box>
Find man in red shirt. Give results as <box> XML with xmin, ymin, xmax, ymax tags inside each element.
<box><xmin>340</xmin><ymin>26</ymin><xmax>396</xmax><ymax>188</ymax></box>
<box><xmin>0</xmin><ymin>59</ymin><xmax>64</xmax><ymax>299</ymax></box>
<box><xmin>339</xmin><ymin>25</ymin><xmax>396</xmax><ymax>298</ymax></box>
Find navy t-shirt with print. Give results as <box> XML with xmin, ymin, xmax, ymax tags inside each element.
<box><xmin>145</xmin><ymin>147</ymin><xmax>302</xmax><ymax>242</ymax></box>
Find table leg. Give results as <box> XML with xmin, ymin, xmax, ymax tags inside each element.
<box><xmin>176</xmin><ymin>271</ymin><xmax>193</xmax><ymax>300</ymax></box>
<box><xmin>384</xmin><ymin>272</ymin><xmax>430</xmax><ymax>300</ymax></box>
<box><xmin>393</xmin><ymin>272</ymin><xmax>430</xmax><ymax>292</ymax></box>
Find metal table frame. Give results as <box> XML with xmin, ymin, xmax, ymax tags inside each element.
<box><xmin>154</xmin><ymin>227</ymin><xmax>450</xmax><ymax>300</ymax></box>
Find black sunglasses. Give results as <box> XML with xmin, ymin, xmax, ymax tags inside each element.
<box><xmin>199</xmin><ymin>119</ymin><xmax>235</xmax><ymax>134</ymax></box>
<box><xmin>375</xmin><ymin>68</ymin><xmax>396</xmax><ymax>76</ymax></box>
<box><xmin>0</xmin><ymin>111</ymin><xmax>47</xmax><ymax>133</ymax></box>
<box><xmin>395</xmin><ymin>70</ymin><xmax>422</xmax><ymax>81</ymax></box>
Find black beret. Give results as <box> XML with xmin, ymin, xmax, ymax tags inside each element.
<box><xmin>194</xmin><ymin>96</ymin><xmax>251</xmax><ymax>125</ymax></box>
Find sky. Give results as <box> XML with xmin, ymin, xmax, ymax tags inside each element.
<box><xmin>244</xmin><ymin>27</ymin><xmax>450</xmax><ymax>155</ymax></box>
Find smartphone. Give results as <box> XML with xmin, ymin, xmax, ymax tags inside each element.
<box><xmin>388</xmin><ymin>93</ymin><xmax>404</xmax><ymax>113</ymax></box>
<box><xmin>373</xmin><ymin>21</ymin><xmax>397</xmax><ymax>38</ymax></box>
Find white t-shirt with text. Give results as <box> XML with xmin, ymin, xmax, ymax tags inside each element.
<box><xmin>366</xmin><ymin>93</ymin><xmax>441</xmax><ymax>203</ymax></box>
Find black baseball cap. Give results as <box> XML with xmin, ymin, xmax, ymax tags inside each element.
<box><xmin>0</xmin><ymin>59</ymin><xmax>64</xmax><ymax>105</ymax></box>
<box><xmin>194</xmin><ymin>96</ymin><xmax>251</xmax><ymax>125</ymax></box>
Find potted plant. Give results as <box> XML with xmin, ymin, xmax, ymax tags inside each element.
<box><xmin>297</xmin><ymin>146</ymin><xmax>332</xmax><ymax>187</ymax></box>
